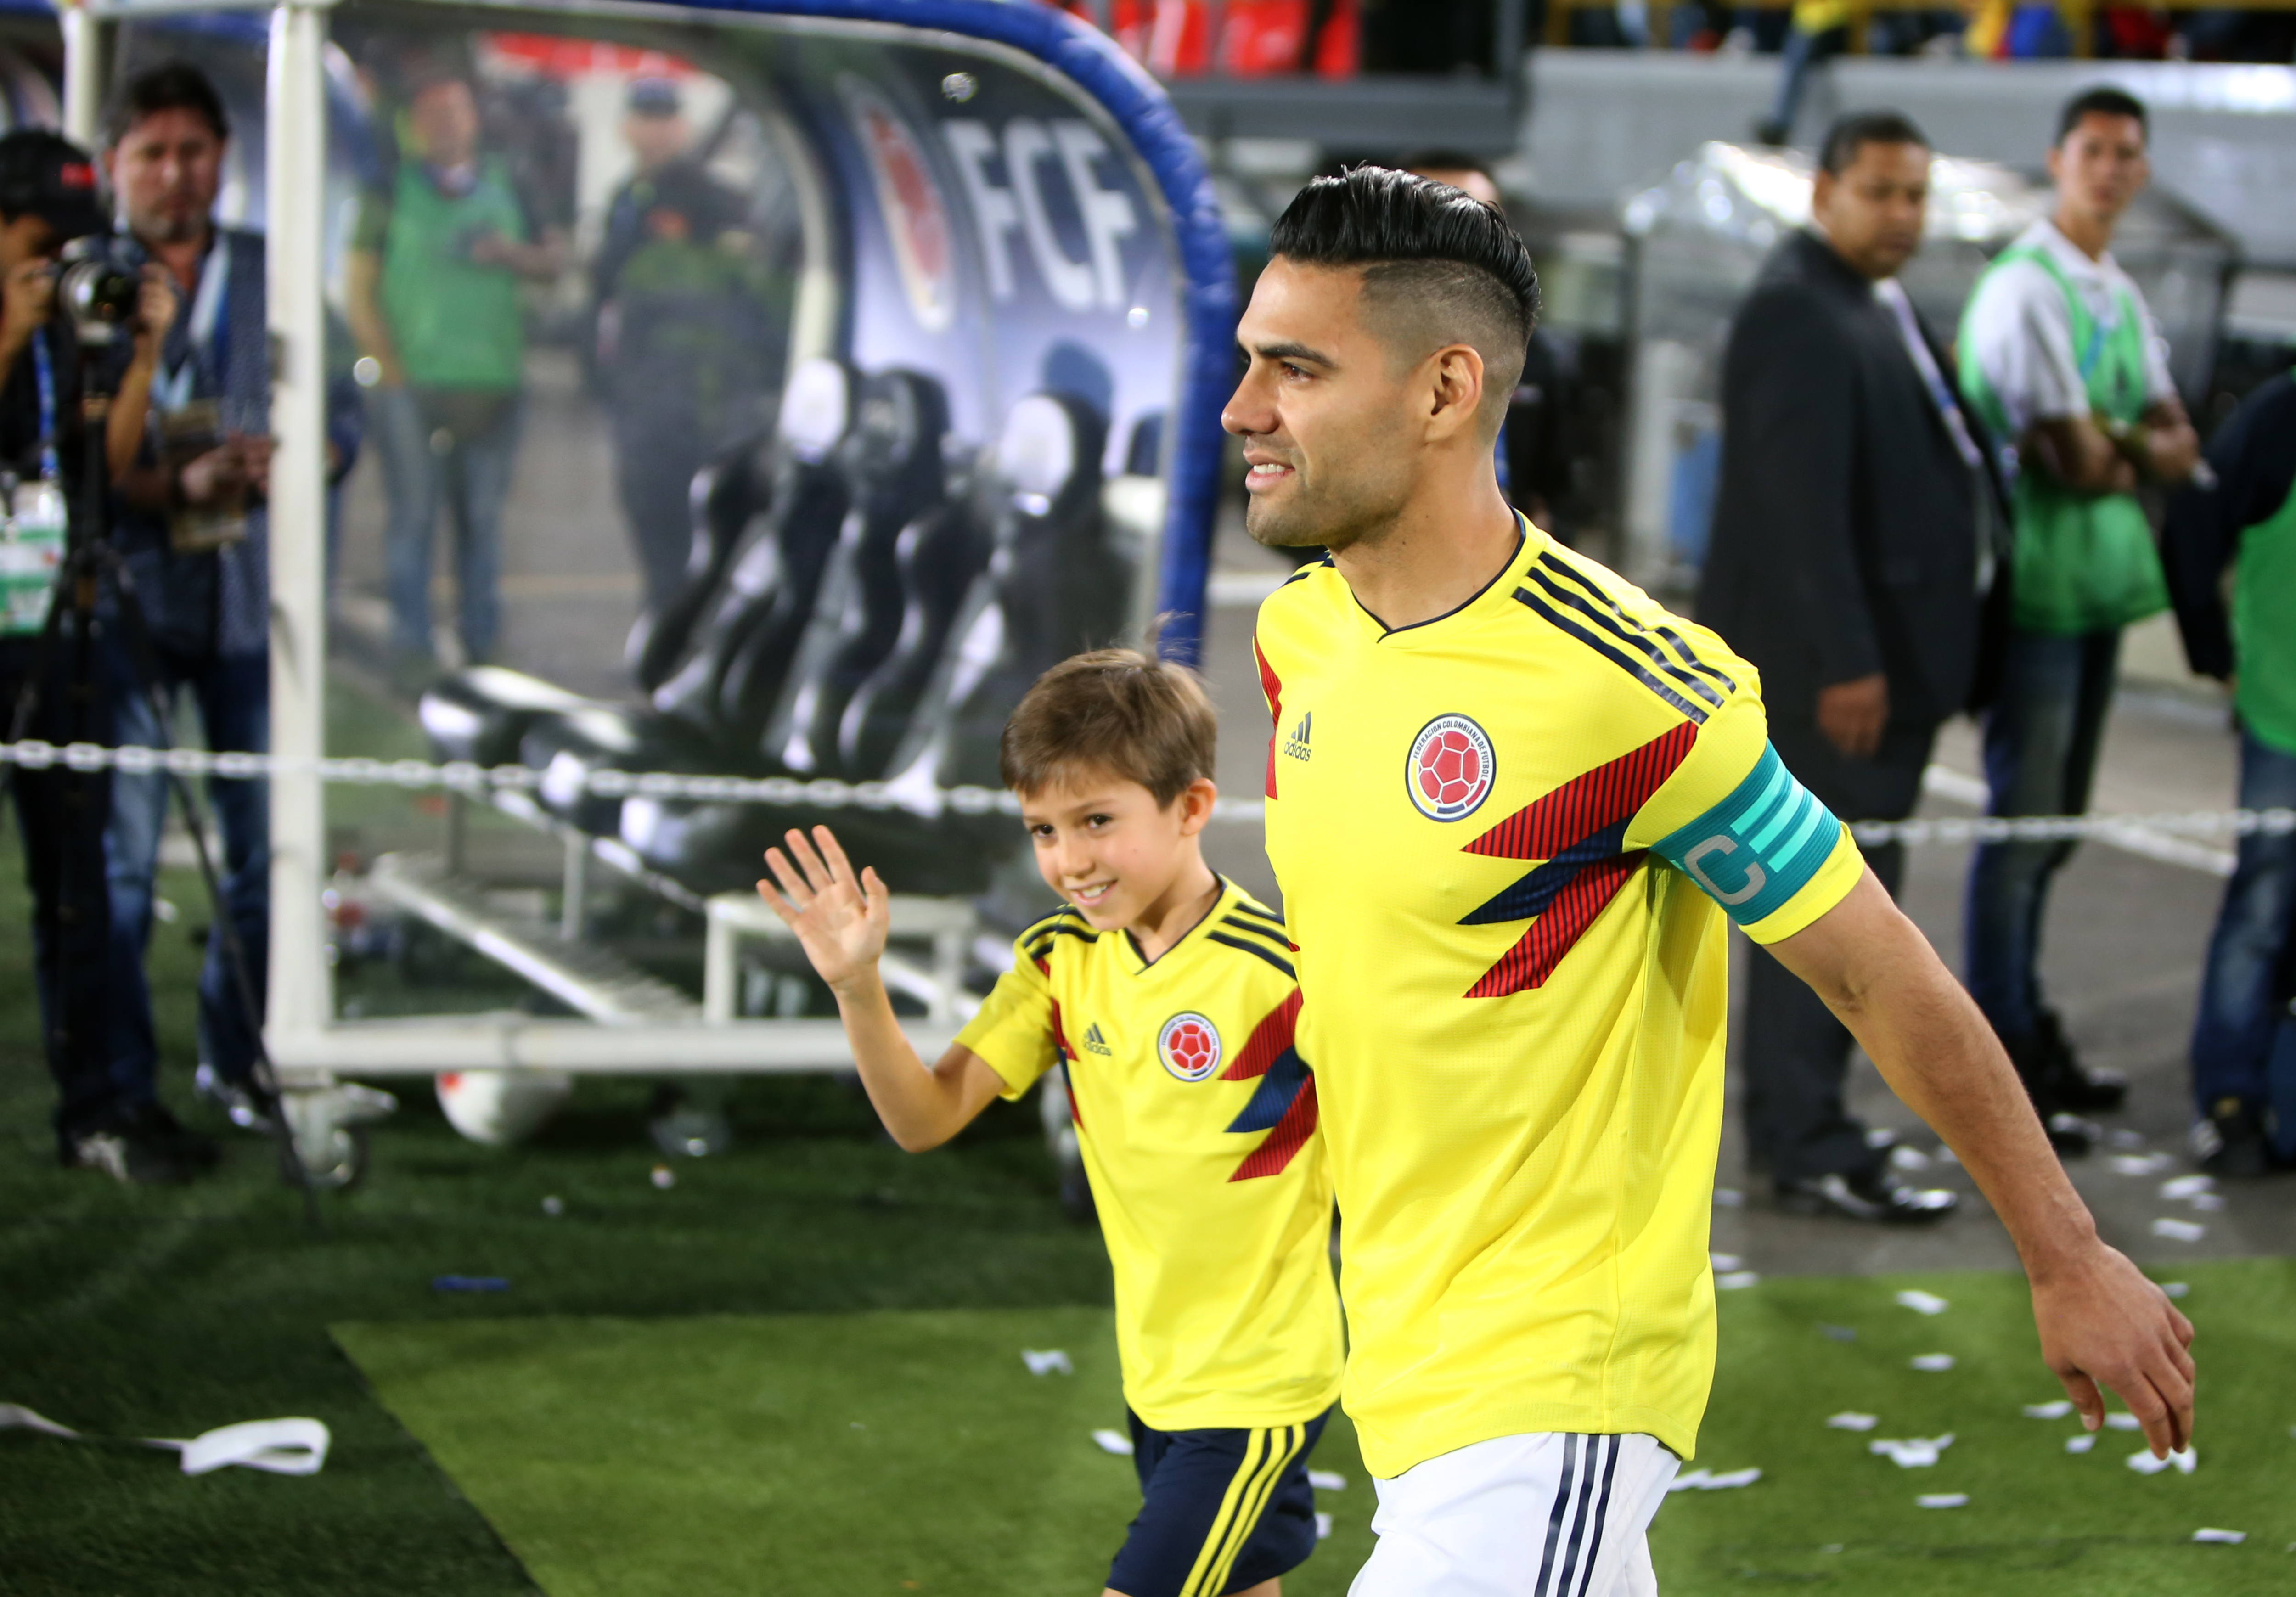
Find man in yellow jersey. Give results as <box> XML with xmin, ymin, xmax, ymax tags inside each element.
<box><xmin>1229</xmin><ymin>168</ymin><xmax>2194</xmax><ymax>1596</ymax></box>
<box><xmin>760</xmin><ymin>648</ymin><xmax>1340</xmax><ymax>1597</ymax></box>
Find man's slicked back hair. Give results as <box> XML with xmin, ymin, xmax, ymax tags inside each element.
<box><xmin>2056</xmin><ymin>85</ymin><xmax>2148</xmax><ymax>146</ymax></box>
<box><xmin>1819</xmin><ymin>109</ymin><xmax>1930</xmax><ymax>175</ymax></box>
<box><xmin>1000</xmin><ymin>645</ymin><xmax>1217</xmax><ymax>808</ymax></box>
<box><xmin>1268</xmin><ymin>166</ymin><xmax>1540</xmax><ymax>423</ymax></box>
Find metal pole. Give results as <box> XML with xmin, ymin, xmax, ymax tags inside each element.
<box><xmin>59</xmin><ymin>1</ymin><xmax>109</xmax><ymax>149</ymax></box>
<box><xmin>265</xmin><ymin>0</ymin><xmax>335</xmax><ymax>1061</ymax></box>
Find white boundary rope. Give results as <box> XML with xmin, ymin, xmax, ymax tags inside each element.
<box><xmin>3</xmin><ymin>740</ymin><xmax>2284</xmax><ymax>850</ymax></box>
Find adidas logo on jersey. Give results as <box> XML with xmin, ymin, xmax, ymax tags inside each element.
<box><xmin>1082</xmin><ymin>1023</ymin><xmax>1113</xmax><ymax>1057</ymax></box>
<box><xmin>1283</xmin><ymin>710</ymin><xmax>1312</xmax><ymax>763</ymax></box>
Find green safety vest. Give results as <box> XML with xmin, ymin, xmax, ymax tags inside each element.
<box><xmin>2233</xmin><ymin>371</ymin><xmax>2296</xmax><ymax>755</ymax></box>
<box><xmin>1959</xmin><ymin>245</ymin><xmax>2168</xmax><ymax>635</ymax></box>
<box><xmin>377</xmin><ymin>158</ymin><xmax>528</xmax><ymax>392</ymax></box>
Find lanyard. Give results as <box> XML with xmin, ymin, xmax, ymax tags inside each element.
<box><xmin>30</xmin><ymin>328</ymin><xmax>57</xmax><ymax>483</ymax></box>
<box><xmin>1875</xmin><ymin>279</ymin><xmax>1984</xmax><ymax>473</ymax></box>
<box><xmin>153</xmin><ymin>240</ymin><xmax>230</xmax><ymax>414</ymax></box>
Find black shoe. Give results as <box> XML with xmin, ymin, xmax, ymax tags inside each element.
<box><xmin>130</xmin><ymin>1100</ymin><xmax>221</xmax><ymax>1170</ymax></box>
<box><xmin>194</xmin><ymin>1063</ymin><xmax>276</xmax><ymax>1133</ymax></box>
<box><xmin>1775</xmin><ymin>1168</ymin><xmax>1958</xmax><ymax>1223</ymax></box>
<box><xmin>2024</xmin><ymin>1011</ymin><xmax>2128</xmax><ymax>1113</ymax></box>
<box><xmin>2193</xmin><ymin>1098</ymin><xmax>2278</xmax><ymax>1178</ymax></box>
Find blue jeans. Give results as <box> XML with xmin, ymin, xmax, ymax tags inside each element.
<box><xmin>1767</xmin><ymin>23</ymin><xmax>1845</xmax><ymax>135</ymax></box>
<box><xmin>103</xmin><ymin>642</ymin><xmax>270</xmax><ymax>1088</ymax></box>
<box><xmin>2190</xmin><ymin>731</ymin><xmax>2296</xmax><ymax>1152</ymax></box>
<box><xmin>1964</xmin><ymin>629</ymin><xmax>2121</xmax><ymax>1042</ymax></box>
<box><xmin>377</xmin><ymin>384</ymin><xmax>518</xmax><ymax>661</ymax></box>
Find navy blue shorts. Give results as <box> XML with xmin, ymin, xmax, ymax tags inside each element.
<box><xmin>1105</xmin><ymin>1405</ymin><xmax>1331</xmax><ymax>1597</ymax></box>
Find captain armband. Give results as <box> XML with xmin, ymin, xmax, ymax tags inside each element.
<box><xmin>1649</xmin><ymin>742</ymin><xmax>1843</xmax><ymax>927</ymax></box>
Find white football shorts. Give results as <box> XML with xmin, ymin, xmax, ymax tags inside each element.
<box><xmin>1348</xmin><ymin>1430</ymin><xmax>1679</xmax><ymax>1597</ymax></box>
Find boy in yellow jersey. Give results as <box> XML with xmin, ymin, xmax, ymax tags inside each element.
<box><xmin>758</xmin><ymin>647</ymin><xmax>1340</xmax><ymax>1597</ymax></box>
<box><xmin>1224</xmin><ymin>168</ymin><xmax>2195</xmax><ymax>1597</ymax></box>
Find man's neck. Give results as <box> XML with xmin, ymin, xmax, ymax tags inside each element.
<box><xmin>142</xmin><ymin>223</ymin><xmax>214</xmax><ymax>297</ymax></box>
<box><xmin>2052</xmin><ymin>203</ymin><xmax>2115</xmax><ymax>263</ymax></box>
<box><xmin>1329</xmin><ymin>476</ymin><xmax>1521</xmax><ymax>632</ymax></box>
<box><xmin>1124</xmin><ymin>855</ymin><xmax>1221</xmax><ymax>965</ymax></box>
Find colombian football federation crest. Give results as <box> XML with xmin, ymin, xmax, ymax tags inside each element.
<box><xmin>1407</xmin><ymin>713</ymin><xmax>1496</xmax><ymax>822</ymax></box>
<box><xmin>1157</xmin><ymin>1012</ymin><xmax>1222</xmax><ymax>1082</ymax></box>
<box><xmin>838</xmin><ymin>76</ymin><xmax>956</xmax><ymax>333</ymax></box>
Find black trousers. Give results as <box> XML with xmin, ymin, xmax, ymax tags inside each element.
<box><xmin>1739</xmin><ymin>712</ymin><xmax>1934</xmax><ymax>1184</ymax></box>
<box><xmin>2</xmin><ymin>625</ymin><xmax>119</xmax><ymax>1153</ymax></box>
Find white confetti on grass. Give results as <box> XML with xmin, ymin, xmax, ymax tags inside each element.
<box><xmin>1020</xmin><ymin>1349</ymin><xmax>1072</xmax><ymax>1377</ymax></box>
<box><xmin>2163</xmin><ymin>1282</ymin><xmax>2191</xmax><ymax>1299</ymax></box>
<box><xmin>2161</xmin><ymin>1174</ymin><xmax>2215</xmax><ymax>1201</ymax></box>
<box><xmin>2110</xmin><ymin>1153</ymin><xmax>2174</xmax><ymax>1176</ymax></box>
<box><xmin>2191</xmin><ymin>1192</ymin><xmax>2227</xmax><ymax>1211</ymax></box>
<box><xmin>1669</xmin><ymin>1467</ymin><xmax>1762</xmax><ymax>1492</ymax></box>
<box><xmin>1091</xmin><ymin>1429</ymin><xmax>1133</xmax><ymax>1456</ymax></box>
<box><xmin>1315</xmin><ymin>1512</ymin><xmax>1334</xmax><ymax>1540</ymax></box>
<box><xmin>1889</xmin><ymin>1145</ymin><xmax>1932</xmax><ymax>1172</ymax></box>
<box><xmin>1917</xmin><ymin>1493</ymin><xmax>1969</xmax><ymax>1509</ymax></box>
<box><xmin>1895</xmin><ymin>1289</ymin><xmax>1949</xmax><ymax>1316</ymax></box>
<box><xmin>1827</xmin><ymin>1413</ymin><xmax>1879</xmax><ymax>1431</ymax></box>
<box><xmin>2066</xmin><ymin>1434</ymin><xmax>2097</xmax><ymax>1454</ymax></box>
<box><xmin>2192</xmin><ymin>1528</ymin><xmax>2245</xmax><ymax>1544</ymax></box>
<box><xmin>1713</xmin><ymin>1188</ymin><xmax>1744</xmax><ymax>1208</ymax></box>
<box><xmin>1308</xmin><ymin>1470</ymin><xmax>1347</xmax><ymax>1492</ymax></box>
<box><xmin>2152</xmin><ymin>1218</ymin><xmax>2206</xmax><ymax>1242</ymax></box>
<box><xmin>2024</xmin><ymin>1400</ymin><xmax>2074</xmax><ymax>1419</ymax></box>
<box><xmin>1910</xmin><ymin>1354</ymin><xmax>1956</xmax><ymax>1372</ymax></box>
<box><xmin>1709</xmin><ymin>1253</ymin><xmax>1743</xmax><ymax>1271</ymax></box>
<box><xmin>2127</xmin><ymin>1448</ymin><xmax>2198</xmax><ymax>1476</ymax></box>
<box><xmin>1716</xmin><ymin>1271</ymin><xmax>1761</xmax><ymax>1291</ymax></box>
<box><xmin>2109</xmin><ymin>1129</ymin><xmax>2148</xmax><ymax>1150</ymax></box>
<box><xmin>1870</xmin><ymin>1434</ymin><xmax>1954</xmax><ymax>1468</ymax></box>
<box><xmin>2105</xmin><ymin>1412</ymin><xmax>2143</xmax><ymax>1432</ymax></box>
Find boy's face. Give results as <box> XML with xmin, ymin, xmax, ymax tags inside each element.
<box><xmin>1021</xmin><ymin>768</ymin><xmax>1215</xmax><ymax>931</ymax></box>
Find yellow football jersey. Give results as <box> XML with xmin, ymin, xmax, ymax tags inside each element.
<box><xmin>1252</xmin><ymin>519</ymin><xmax>1863</xmax><ymax>1477</ymax></box>
<box><xmin>957</xmin><ymin>877</ymin><xmax>1344</xmax><ymax>1432</ymax></box>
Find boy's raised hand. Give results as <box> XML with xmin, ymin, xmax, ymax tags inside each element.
<box><xmin>758</xmin><ymin>826</ymin><xmax>889</xmax><ymax>991</ymax></box>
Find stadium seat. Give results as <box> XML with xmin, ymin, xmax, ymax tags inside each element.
<box><xmin>768</xmin><ymin>369</ymin><xmax>954</xmax><ymax>779</ymax></box>
<box><xmin>416</xmin><ymin>665</ymin><xmax>605</xmax><ymax>770</ymax></box>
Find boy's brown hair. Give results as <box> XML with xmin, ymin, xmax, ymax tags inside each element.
<box><xmin>999</xmin><ymin>645</ymin><xmax>1217</xmax><ymax>807</ymax></box>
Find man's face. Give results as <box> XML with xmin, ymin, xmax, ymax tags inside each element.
<box><xmin>1223</xmin><ymin>259</ymin><xmax>1424</xmax><ymax>551</ymax></box>
<box><xmin>1811</xmin><ymin>139</ymin><xmax>1930</xmax><ymax>281</ymax></box>
<box><xmin>624</xmin><ymin>112</ymin><xmax>689</xmax><ymax>174</ymax></box>
<box><xmin>0</xmin><ymin>213</ymin><xmax>62</xmax><ymax>274</ymax></box>
<box><xmin>107</xmin><ymin>108</ymin><xmax>224</xmax><ymax>247</ymax></box>
<box><xmin>410</xmin><ymin>81</ymin><xmax>481</xmax><ymax>170</ymax></box>
<box><xmin>2049</xmin><ymin>112</ymin><xmax>2149</xmax><ymax>230</ymax></box>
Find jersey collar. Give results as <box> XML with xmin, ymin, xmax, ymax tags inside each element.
<box><xmin>1123</xmin><ymin>872</ymin><xmax>1234</xmax><ymax>973</ymax></box>
<box><xmin>1345</xmin><ymin>513</ymin><xmax>1544</xmax><ymax>646</ymax></box>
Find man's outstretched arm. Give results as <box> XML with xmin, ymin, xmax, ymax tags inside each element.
<box><xmin>1764</xmin><ymin>868</ymin><xmax>2196</xmax><ymax>1457</ymax></box>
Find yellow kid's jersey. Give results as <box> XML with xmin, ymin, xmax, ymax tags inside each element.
<box><xmin>1252</xmin><ymin>518</ymin><xmax>1864</xmax><ymax>1478</ymax></box>
<box><xmin>956</xmin><ymin>878</ymin><xmax>1344</xmax><ymax>1432</ymax></box>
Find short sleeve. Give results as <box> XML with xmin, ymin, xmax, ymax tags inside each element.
<box><xmin>1963</xmin><ymin>262</ymin><xmax>2086</xmax><ymax>434</ymax></box>
<box><xmin>1626</xmin><ymin>693</ymin><xmax>1865</xmax><ymax>944</ymax></box>
<box><xmin>953</xmin><ymin>942</ymin><xmax>1061</xmax><ymax>1099</ymax></box>
<box><xmin>2137</xmin><ymin>295</ymin><xmax>2178</xmax><ymax>409</ymax></box>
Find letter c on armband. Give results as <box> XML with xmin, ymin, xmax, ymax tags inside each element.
<box><xmin>1682</xmin><ymin>835</ymin><xmax>1766</xmax><ymax>906</ymax></box>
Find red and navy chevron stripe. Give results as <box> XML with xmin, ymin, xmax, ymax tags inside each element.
<box><xmin>1221</xmin><ymin>990</ymin><xmax>1315</xmax><ymax>1180</ymax></box>
<box><xmin>1459</xmin><ymin>724</ymin><xmax>1696</xmax><ymax>997</ymax></box>
<box><xmin>1255</xmin><ymin>636</ymin><xmax>1283</xmax><ymax>800</ymax></box>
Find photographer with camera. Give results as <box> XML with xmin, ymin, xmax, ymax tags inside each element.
<box><xmin>0</xmin><ymin>128</ymin><xmax>189</xmax><ymax>1180</ymax></box>
<box><xmin>97</xmin><ymin>62</ymin><xmax>363</xmax><ymax>1146</ymax></box>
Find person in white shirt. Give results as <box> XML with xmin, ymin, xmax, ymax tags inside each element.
<box><xmin>1955</xmin><ymin>85</ymin><xmax>2200</xmax><ymax>1143</ymax></box>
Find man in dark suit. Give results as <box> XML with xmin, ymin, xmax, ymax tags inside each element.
<box><xmin>1699</xmin><ymin>110</ymin><xmax>2003</xmax><ymax>1221</ymax></box>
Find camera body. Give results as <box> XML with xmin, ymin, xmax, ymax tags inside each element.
<box><xmin>51</xmin><ymin>234</ymin><xmax>141</xmax><ymax>345</ymax></box>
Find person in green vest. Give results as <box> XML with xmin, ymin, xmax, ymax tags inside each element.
<box><xmin>1955</xmin><ymin>84</ymin><xmax>2199</xmax><ymax>1148</ymax></box>
<box><xmin>346</xmin><ymin>69</ymin><xmax>563</xmax><ymax>687</ymax></box>
<box><xmin>2164</xmin><ymin>368</ymin><xmax>2296</xmax><ymax>1177</ymax></box>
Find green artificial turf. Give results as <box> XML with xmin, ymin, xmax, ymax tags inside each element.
<box><xmin>333</xmin><ymin>1308</ymin><xmax>1379</xmax><ymax>1597</ymax></box>
<box><xmin>330</xmin><ymin>1266</ymin><xmax>2296</xmax><ymax>1597</ymax></box>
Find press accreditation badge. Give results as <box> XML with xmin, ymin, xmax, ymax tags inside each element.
<box><xmin>0</xmin><ymin>477</ymin><xmax>67</xmax><ymax>636</ymax></box>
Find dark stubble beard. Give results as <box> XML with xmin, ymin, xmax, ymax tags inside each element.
<box><xmin>1243</xmin><ymin>456</ymin><xmax>1411</xmax><ymax>556</ymax></box>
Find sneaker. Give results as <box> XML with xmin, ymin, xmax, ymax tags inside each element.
<box><xmin>1775</xmin><ymin>1168</ymin><xmax>1958</xmax><ymax>1223</ymax></box>
<box><xmin>195</xmin><ymin>1062</ymin><xmax>276</xmax><ymax>1133</ymax></box>
<box><xmin>2024</xmin><ymin>1011</ymin><xmax>2128</xmax><ymax>1113</ymax></box>
<box><xmin>2192</xmin><ymin>1098</ymin><xmax>2277</xmax><ymax>1178</ymax></box>
<box><xmin>61</xmin><ymin>1104</ymin><xmax>212</xmax><ymax>1185</ymax></box>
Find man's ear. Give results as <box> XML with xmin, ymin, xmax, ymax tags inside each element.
<box><xmin>1425</xmin><ymin>343</ymin><xmax>1487</xmax><ymax>442</ymax></box>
